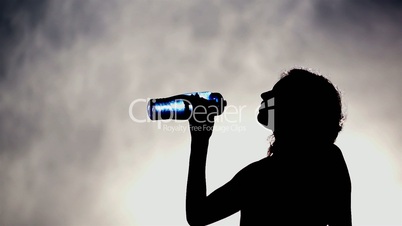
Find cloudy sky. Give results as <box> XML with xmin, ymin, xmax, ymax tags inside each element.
<box><xmin>0</xmin><ymin>0</ymin><xmax>401</xmax><ymax>225</ymax></box>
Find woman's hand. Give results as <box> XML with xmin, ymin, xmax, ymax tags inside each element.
<box><xmin>188</xmin><ymin>97</ymin><xmax>216</xmax><ymax>141</ymax></box>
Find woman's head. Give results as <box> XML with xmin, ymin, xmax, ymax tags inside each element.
<box><xmin>258</xmin><ymin>68</ymin><xmax>345</xmax><ymax>151</ymax></box>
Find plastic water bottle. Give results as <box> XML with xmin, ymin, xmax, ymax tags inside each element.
<box><xmin>147</xmin><ymin>91</ymin><xmax>227</xmax><ymax>120</ymax></box>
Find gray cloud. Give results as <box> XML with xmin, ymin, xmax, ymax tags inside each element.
<box><xmin>0</xmin><ymin>0</ymin><xmax>401</xmax><ymax>225</ymax></box>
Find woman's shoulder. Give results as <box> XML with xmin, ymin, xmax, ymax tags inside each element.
<box><xmin>327</xmin><ymin>144</ymin><xmax>348</xmax><ymax>165</ymax></box>
<box><xmin>236</xmin><ymin>156</ymin><xmax>273</xmax><ymax>177</ymax></box>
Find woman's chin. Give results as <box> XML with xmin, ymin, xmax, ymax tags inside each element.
<box><xmin>257</xmin><ymin>112</ymin><xmax>268</xmax><ymax>127</ymax></box>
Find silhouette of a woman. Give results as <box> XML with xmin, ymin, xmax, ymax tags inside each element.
<box><xmin>186</xmin><ymin>69</ymin><xmax>352</xmax><ymax>225</ymax></box>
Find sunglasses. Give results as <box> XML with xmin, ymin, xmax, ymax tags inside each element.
<box><xmin>261</xmin><ymin>90</ymin><xmax>275</xmax><ymax>110</ymax></box>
